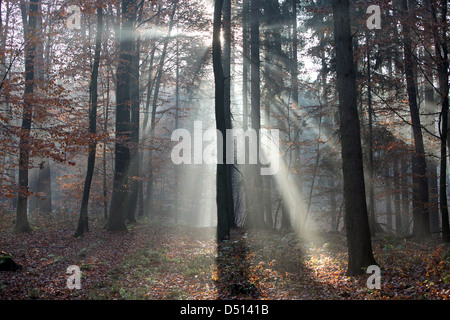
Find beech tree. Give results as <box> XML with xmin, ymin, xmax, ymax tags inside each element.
<box><xmin>106</xmin><ymin>0</ymin><xmax>137</xmax><ymax>232</ymax></box>
<box><xmin>16</xmin><ymin>0</ymin><xmax>40</xmax><ymax>234</ymax></box>
<box><xmin>75</xmin><ymin>3</ymin><xmax>103</xmax><ymax>238</ymax></box>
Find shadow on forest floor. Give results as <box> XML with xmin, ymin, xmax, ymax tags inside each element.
<box><xmin>213</xmin><ymin>227</ymin><xmax>333</xmax><ymax>299</ymax></box>
<box><xmin>0</xmin><ymin>213</ymin><xmax>449</xmax><ymax>300</ymax></box>
<box><xmin>214</xmin><ymin>229</ymin><xmax>263</xmax><ymax>299</ymax></box>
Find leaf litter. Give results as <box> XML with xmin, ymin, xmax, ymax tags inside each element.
<box><xmin>0</xmin><ymin>213</ymin><xmax>448</xmax><ymax>300</ymax></box>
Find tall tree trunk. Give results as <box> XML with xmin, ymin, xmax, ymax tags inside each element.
<box><xmin>242</xmin><ymin>0</ymin><xmax>249</xmax><ymax>133</ymax></box>
<box><xmin>16</xmin><ymin>0</ymin><xmax>40</xmax><ymax>233</ymax></box>
<box><xmin>262</xmin><ymin>7</ymin><xmax>270</xmax><ymax>228</ymax></box>
<box><xmin>106</xmin><ymin>0</ymin><xmax>136</xmax><ymax>232</ymax></box>
<box><xmin>127</xmin><ymin>31</ymin><xmax>140</xmax><ymax>224</ymax></box>
<box><xmin>32</xmin><ymin>2</ymin><xmax>52</xmax><ymax>216</ymax></box>
<box><xmin>241</xmin><ymin>0</ymin><xmax>250</xmax><ymax>228</ymax></box>
<box><xmin>332</xmin><ymin>0</ymin><xmax>377</xmax><ymax>275</ymax></box>
<box><xmin>400</xmin><ymin>0</ymin><xmax>430</xmax><ymax>238</ymax></box>
<box><xmin>426</xmin><ymin>0</ymin><xmax>449</xmax><ymax>243</ymax></box>
<box><xmin>173</xmin><ymin>27</ymin><xmax>180</xmax><ymax>222</ymax></box>
<box><xmin>223</xmin><ymin>0</ymin><xmax>236</xmax><ymax>228</ymax></box>
<box><xmin>213</xmin><ymin>0</ymin><xmax>230</xmax><ymax>241</ymax></box>
<box><xmin>102</xmin><ymin>11</ymin><xmax>114</xmax><ymax>221</ymax></box>
<box><xmin>366</xmin><ymin>31</ymin><xmax>377</xmax><ymax>235</ymax></box>
<box><xmin>423</xmin><ymin>44</ymin><xmax>440</xmax><ymax>233</ymax></box>
<box><xmin>103</xmin><ymin>63</ymin><xmax>112</xmax><ymax>221</ymax></box>
<box><xmin>291</xmin><ymin>0</ymin><xmax>300</xmax><ymax>181</ymax></box>
<box><xmin>141</xmin><ymin>42</ymin><xmax>156</xmax><ymax>217</ymax></box>
<box><xmin>75</xmin><ymin>4</ymin><xmax>102</xmax><ymax>237</ymax></box>
<box><xmin>246</xmin><ymin>0</ymin><xmax>264</xmax><ymax>228</ymax></box>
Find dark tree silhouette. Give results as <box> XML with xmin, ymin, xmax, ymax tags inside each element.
<box><xmin>332</xmin><ymin>0</ymin><xmax>377</xmax><ymax>275</ymax></box>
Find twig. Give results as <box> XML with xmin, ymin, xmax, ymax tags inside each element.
<box><xmin>371</xmin><ymin>90</ymin><xmax>441</xmax><ymax>140</ymax></box>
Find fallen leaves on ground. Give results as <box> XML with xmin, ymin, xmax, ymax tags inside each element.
<box><xmin>0</xmin><ymin>213</ymin><xmax>448</xmax><ymax>300</ymax></box>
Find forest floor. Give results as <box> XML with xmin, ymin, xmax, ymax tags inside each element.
<box><xmin>0</xmin><ymin>213</ymin><xmax>449</xmax><ymax>300</ymax></box>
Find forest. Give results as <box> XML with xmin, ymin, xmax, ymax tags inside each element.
<box><xmin>0</xmin><ymin>0</ymin><xmax>449</xmax><ymax>304</ymax></box>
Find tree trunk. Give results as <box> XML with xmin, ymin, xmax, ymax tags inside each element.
<box><xmin>303</xmin><ymin>112</ymin><xmax>322</xmax><ymax>228</ymax></box>
<box><xmin>241</xmin><ymin>0</ymin><xmax>250</xmax><ymax>228</ymax></box>
<box><xmin>423</xmin><ymin>45</ymin><xmax>440</xmax><ymax>234</ymax></box>
<box><xmin>142</xmin><ymin>43</ymin><xmax>156</xmax><ymax>135</ymax></box>
<box><xmin>173</xmin><ymin>28</ymin><xmax>180</xmax><ymax>222</ymax></box>
<box><xmin>401</xmin><ymin>155</ymin><xmax>411</xmax><ymax>234</ymax></box>
<box><xmin>242</xmin><ymin>0</ymin><xmax>249</xmax><ymax>133</ymax></box>
<box><xmin>75</xmin><ymin>4</ymin><xmax>102</xmax><ymax>237</ymax></box>
<box><xmin>16</xmin><ymin>0</ymin><xmax>40</xmax><ymax>234</ymax></box>
<box><xmin>103</xmin><ymin>64</ymin><xmax>111</xmax><ymax>221</ymax></box>
<box><xmin>291</xmin><ymin>0</ymin><xmax>300</xmax><ymax>179</ymax></box>
<box><xmin>32</xmin><ymin>3</ymin><xmax>52</xmax><ymax>216</ymax></box>
<box><xmin>127</xmin><ymin>32</ymin><xmax>140</xmax><ymax>224</ymax></box>
<box><xmin>246</xmin><ymin>0</ymin><xmax>264</xmax><ymax>228</ymax></box>
<box><xmin>36</xmin><ymin>160</ymin><xmax>52</xmax><ymax>215</ymax></box>
<box><xmin>223</xmin><ymin>0</ymin><xmax>236</xmax><ymax>229</ymax></box>
<box><xmin>332</xmin><ymin>0</ymin><xmax>377</xmax><ymax>275</ymax></box>
<box><xmin>426</xmin><ymin>0</ymin><xmax>449</xmax><ymax>243</ymax></box>
<box><xmin>141</xmin><ymin>42</ymin><xmax>156</xmax><ymax>218</ymax></box>
<box><xmin>400</xmin><ymin>0</ymin><xmax>430</xmax><ymax>238</ymax></box>
<box><xmin>366</xmin><ymin>31</ymin><xmax>377</xmax><ymax>235</ymax></box>
<box><xmin>106</xmin><ymin>0</ymin><xmax>136</xmax><ymax>232</ymax></box>
<box><xmin>213</xmin><ymin>0</ymin><xmax>230</xmax><ymax>241</ymax></box>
